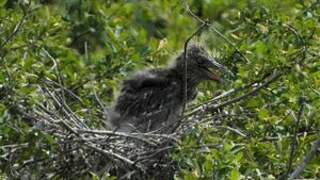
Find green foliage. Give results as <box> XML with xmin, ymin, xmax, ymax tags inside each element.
<box><xmin>0</xmin><ymin>0</ymin><xmax>319</xmax><ymax>179</ymax></box>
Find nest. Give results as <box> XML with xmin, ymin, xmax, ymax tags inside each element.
<box><xmin>1</xmin><ymin>71</ymin><xmax>280</xmax><ymax>179</ymax></box>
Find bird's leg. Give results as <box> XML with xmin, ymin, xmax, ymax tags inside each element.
<box><xmin>187</xmin><ymin>88</ymin><xmax>198</xmax><ymax>102</ymax></box>
<box><xmin>147</xmin><ymin>119</ymin><xmax>152</xmax><ymax>132</ymax></box>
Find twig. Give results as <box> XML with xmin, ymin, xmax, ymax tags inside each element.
<box><xmin>185</xmin><ymin>70</ymin><xmax>281</xmax><ymax>118</ymax></box>
<box><xmin>43</xmin><ymin>85</ymin><xmax>88</xmax><ymax>129</ymax></box>
<box><xmin>207</xmin><ymin>70</ymin><xmax>281</xmax><ymax>111</ymax></box>
<box><xmin>185</xmin><ymin>4</ymin><xmax>250</xmax><ymax>63</ymax></box>
<box><xmin>0</xmin><ymin>1</ymin><xmax>31</xmax><ymax>50</ymax></box>
<box><xmin>208</xmin><ymin>72</ymin><xmax>271</xmax><ymax>103</ymax></box>
<box><xmin>135</xmin><ymin>146</ymin><xmax>174</xmax><ymax>162</ymax></box>
<box><xmin>285</xmin><ymin>98</ymin><xmax>306</xmax><ymax>178</ymax></box>
<box><xmin>283</xmin><ymin>23</ymin><xmax>306</xmax><ymax>51</ymax></box>
<box><xmin>37</xmin><ymin>105</ymin><xmax>141</xmax><ymax>169</ymax></box>
<box><xmin>184</xmin><ymin>143</ymin><xmax>223</xmax><ymax>150</ymax></box>
<box><xmin>188</xmin><ymin>72</ymin><xmax>272</xmax><ymax>116</ymax></box>
<box><xmin>172</xmin><ymin>21</ymin><xmax>208</xmax><ymax>133</ymax></box>
<box><xmin>262</xmin><ymin>130</ymin><xmax>320</xmax><ymax>141</ymax></box>
<box><xmin>42</xmin><ymin>78</ymin><xmax>84</xmax><ymax>105</ymax></box>
<box><xmin>75</xmin><ymin>129</ymin><xmax>159</xmax><ymax>146</ymax></box>
<box><xmin>42</xmin><ymin>87</ymin><xmax>82</xmax><ymax>128</ymax></box>
<box><xmin>75</xmin><ymin>129</ymin><xmax>177</xmax><ymax>142</ymax></box>
<box><xmin>222</xmin><ymin>126</ymin><xmax>248</xmax><ymax>138</ymax></box>
<box><xmin>41</xmin><ymin>48</ymin><xmax>66</xmax><ymax>104</ymax></box>
<box><xmin>182</xmin><ymin>22</ymin><xmax>208</xmax><ymax>113</ymax></box>
<box><xmin>0</xmin><ymin>143</ymin><xmax>29</xmax><ymax>149</ymax></box>
<box><xmin>288</xmin><ymin>138</ymin><xmax>320</xmax><ymax>180</ymax></box>
<box><xmin>93</xmin><ymin>89</ymin><xmax>111</xmax><ymax>128</ymax></box>
<box><xmin>83</xmin><ymin>142</ymin><xmax>138</xmax><ymax>168</ymax></box>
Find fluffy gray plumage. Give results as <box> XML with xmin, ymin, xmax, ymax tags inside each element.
<box><xmin>108</xmin><ymin>45</ymin><xmax>230</xmax><ymax>133</ymax></box>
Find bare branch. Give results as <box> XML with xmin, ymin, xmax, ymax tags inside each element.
<box><xmin>186</xmin><ymin>70</ymin><xmax>281</xmax><ymax>118</ymax></box>
<box><xmin>185</xmin><ymin>4</ymin><xmax>250</xmax><ymax>63</ymax></box>
<box><xmin>189</xmin><ymin>72</ymin><xmax>273</xmax><ymax>115</ymax></box>
<box><xmin>83</xmin><ymin>143</ymin><xmax>139</xmax><ymax>168</ymax></box>
<box><xmin>222</xmin><ymin>126</ymin><xmax>248</xmax><ymax>138</ymax></box>
<box><xmin>285</xmin><ymin>98</ymin><xmax>306</xmax><ymax>178</ymax></box>
<box><xmin>41</xmin><ymin>48</ymin><xmax>66</xmax><ymax>104</ymax></box>
<box><xmin>75</xmin><ymin>128</ymin><xmax>177</xmax><ymax>142</ymax></box>
<box><xmin>0</xmin><ymin>3</ymin><xmax>31</xmax><ymax>50</ymax></box>
<box><xmin>182</xmin><ymin>22</ymin><xmax>208</xmax><ymax>113</ymax></box>
<box><xmin>42</xmin><ymin>78</ymin><xmax>84</xmax><ymax>104</ymax></box>
<box><xmin>288</xmin><ymin>138</ymin><xmax>320</xmax><ymax>180</ymax></box>
<box><xmin>209</xmin><ymin>70</ymin><xmax>281</xmax><ymax>110</ymax></box>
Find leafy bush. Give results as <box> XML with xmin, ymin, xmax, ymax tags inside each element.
<box><xmin>0</xmin><ymin>0</ymin><xmax>319</xmax><ymax>179</ymax></box>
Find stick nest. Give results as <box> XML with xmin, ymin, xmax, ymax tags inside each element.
<box><xmin>2</xmin><ymin>71</ymin><xmax>280</xmax><ymax>179</ymax></box>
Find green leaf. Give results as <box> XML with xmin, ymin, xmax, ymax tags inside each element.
<box><xmin>89</xmin><ymin>172</ymin><xmax>100</xmax><ymax>180</ymax></box>
<box><xmin>230</xmin><ymin>169</ymin><xmax>240</xmax><ymax>180</ymax></box>
<box><xmin>0</xmin><ymin>0</ymin><xmax>7</xmax><ymax>7</ymax></box>
<box><xmin>258</xmin><ymin>109</ymin><xmax>269</xmax><ymax>120</ymax></box>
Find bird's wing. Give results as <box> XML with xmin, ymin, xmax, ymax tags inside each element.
<box><xmin>114</xmin><ymin>72</ymin><xmax>182</xmax><ymax>131</ymax></box>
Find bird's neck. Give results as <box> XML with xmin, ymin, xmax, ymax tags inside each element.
<box><xmin>169</xmin><ymin>68</ymin><xmax>199</xmax><ymax>100</ymax></box>
<box><xmin>170</xmin><ymin>68</ymin><xmax>199</xmax><ymax>86</ymax></box>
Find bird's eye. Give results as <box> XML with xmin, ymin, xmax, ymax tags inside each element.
<box><xmin>196</xmin><ymin>57</ymin><xmax>206</xmax><ymax>65</ymax></box>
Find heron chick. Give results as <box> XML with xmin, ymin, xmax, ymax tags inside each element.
<box><xmin>108</xmin><ymin>45</ymin><xmax>232</xmax><ymax>133</ymax></box>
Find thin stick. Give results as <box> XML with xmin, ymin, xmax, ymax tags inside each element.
<box><xmin>42</xmin><ymin>78</ymin><xmax>84</xmax><ymax>104</ymax></box>
<box><xmin>188</xmin><ymin>74</ymin><xmax>271</xmax><ymax>116</ymax></box>
<box><xmin>185</xmin><ymin>4</ymin><xmax>250</xmax><ymax>63</ymax></box>
<box><xmin>75</xmin><ymin>128</ymin><xmax>177</xmax><ymax>142</ymax></box>
<box><xmin>171</xmin><ymin>21</ymin><xmax>208</xmax><ymax>133</ymax></box>
<box><xmin>83</xmin><ymin>143</ymin><xmax>137</xmax><ymax>167</ymax></box>
<box><xmin>182</xmin><ymin>22</ymin><xmax>208</xmax><ymax>113</ymax></box>
<box><xmin>223</xmin><ymin>126</ymin><xmax>248</xmax><ymax>138</ymax></box>
<box><xmin>76</xmin><ymin>129</ymin><xmax>158</xmax><ymax>146</ymax></box>
<box><xmin>286</xmin><ymin>98</ymin><xmax>305</xmax><ymax>178</ymax></box>
<box><xmin>186</xmin><ymin>70</ymin><xmax>281</xmax><ymax>117</ymax></box>
<box><xmin>41</xmin><ymin>48</ymin><xmax>66</xmax><ymax>104</ymax></box>
<box><xmin>0</xmin><ymin>3</ymin><xmax>30</xmax><ymax>49</ymax></box>
<box><xmin>288</xmin><ymin>138</ymin><xmax>320</xmax><ymax>180</ymax></box>
<box><xmin>207</xmin><ymin>70</ymin><xmax>281</xmax><ymax>111</ymax></box>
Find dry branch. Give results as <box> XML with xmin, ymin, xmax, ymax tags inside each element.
<box><xmin>1</xmin><ymin>65</ymin><xmax>283</xmax><ymax>179</ymax></box>
<box><xmin>285</xmin><ymin>98</ymin><xmax>306</xmax><ymax>178</ymax></box>
<box><xmin>185</xmin><ymin>69</ymin><xmax>281</xmax><ymax>118</ymax></box>
<box><xmin>1</xmin><ymin>5</ymin><xmax>288</xmax><ymax>179</ymax></box>
<box><xmin>288</xmin><ymin>138</ymin><xmax>320</xmax><ymax>180</ymax></box>
<box><xmin>185</xmin><ymin>4</ymin><xmax>250</xmax><ymax>63</ymax></box>
<box><xmin>182</xmin><ymin>22</ymin><xmax>208</xmax><ymax>113</ymax></box>
<box><xmin>0</xmin><ymin>1</ymin><xmax>31</xmax><ymax>50</ymax></box>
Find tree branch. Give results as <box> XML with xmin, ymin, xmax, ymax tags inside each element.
<box><xmin>186</xmin><ymin>70</ymin><xmax>281</xmax><ymax>117</ymax></box>
<box><xmin>185</xmin><ymin>4</ymin><xmax>250</xmax><ymax>63</ymax></box>
<box><xmin>182</xmin><ymin>22</ymin><xmax>208</xmax><ymax>113</ymax></box>
<box><xmin>288</xmin><ymin>138</ymin><xmax>320</xmax><ymax>180</ymax></box>
<box><xmin>0</xmin><ymin>2</ymin><xmax>31</xmax><ymax>50</ymax></box>
<box><xmin>285</xmin><ymin>98</ymin><xmax>305</xmax><ymax>178</ymax></box>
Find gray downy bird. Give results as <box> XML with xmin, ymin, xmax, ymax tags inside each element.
<box><xmin>108</xmin><ymin>45</ymin><xmax>233</xmax><ymax>133</ymax></box>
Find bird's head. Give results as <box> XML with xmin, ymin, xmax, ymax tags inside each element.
<box><xmin>173</xmin><ymin>45</ymin><xmax>234</xmax><ymax>83</ymax></box>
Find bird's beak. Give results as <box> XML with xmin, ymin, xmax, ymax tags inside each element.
<box><xmin>206</xmin><ymin>58</ymin><xmax>235</xmax><ymax>83</ymax></box>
